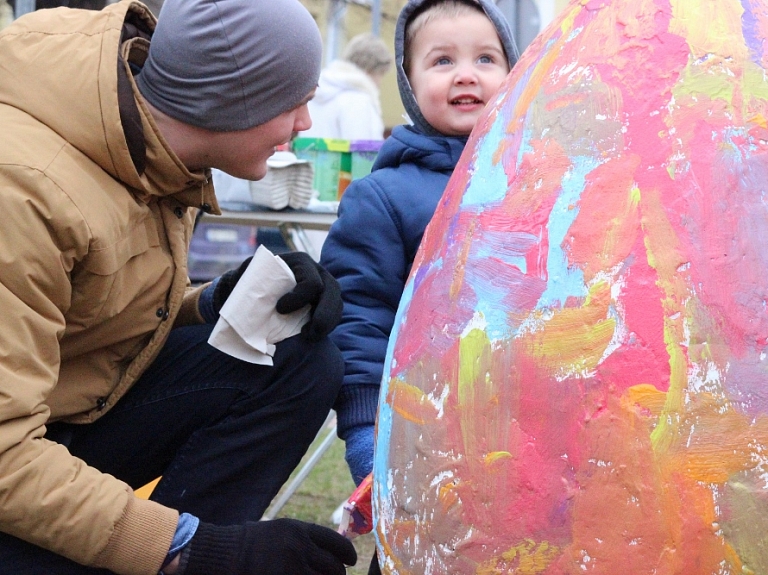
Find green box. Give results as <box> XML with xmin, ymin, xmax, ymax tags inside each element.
<box><xmin>292</xmin><ymin>138</ymin><xmax>383</xmax><ymax>202</ymax></box>
<box><xmin>292</xmin><ymin>138</ymin><xmax>351</xmax><ymax>202</ymax></box>
<box><xmin>350</xmin><ymin>140</ymin><xmax>384</xmax><ymax>180</ymax></box>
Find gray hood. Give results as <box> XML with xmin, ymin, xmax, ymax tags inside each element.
<box><xmin>395</xmin><ymin>0</ymin><xmax>519</xmax><ymax>136</ymax></box>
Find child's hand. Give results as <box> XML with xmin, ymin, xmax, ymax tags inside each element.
<box><xmin>342</xmin><ymin>424</ymin><xmax>374</xmax><ymax>486</ymax></box>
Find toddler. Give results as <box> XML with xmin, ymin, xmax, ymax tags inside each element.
<box><xmin>320</xmin><ymin>0</ymin><xmax>518</xmax><ymax>487</ymax></box>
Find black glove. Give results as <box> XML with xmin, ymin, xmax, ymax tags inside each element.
<box><xmin>211</xmin><ymin>256</ymin><xmax>252</xmax><ymax>314</ymax></box>
<box><xmin>276</xmin><ymin>252</ymin><xmax>343</xmax><ymax>343</ymax></box>
<box><xmin>179</xmin><ymin>518</ymin><xmax>357</xmax><ymax>575</ymax></box>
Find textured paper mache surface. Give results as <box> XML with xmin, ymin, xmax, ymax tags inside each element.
<box><xmin>373</xmin><ymin>0</ymin><xmax>768</xmax><ymax>573</ymax></box>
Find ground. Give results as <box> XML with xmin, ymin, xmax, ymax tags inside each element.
<box><xmin>272</xmin><ymin>429</ymin><xmax>377</xmax><ymax>575</ymax></box>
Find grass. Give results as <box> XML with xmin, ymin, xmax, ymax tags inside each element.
<box><xmin>268</xmin><ymin>422</ymin><xmax>377</xmax><ymax>575</ymax></box>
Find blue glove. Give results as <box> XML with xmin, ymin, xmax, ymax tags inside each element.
<box><xmin>342</xmin><ymin>424</ymin><xmax>374</xmax><ymax>486</ymax></box>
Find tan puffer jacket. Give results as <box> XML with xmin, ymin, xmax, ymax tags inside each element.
<box><xmin>0</xmin><ymin>2</ymin><xmax>222</xmax><ymax>573</ymax></box>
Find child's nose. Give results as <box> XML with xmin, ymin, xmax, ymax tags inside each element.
<box><xmin>454</xmin><ymin>63</ymin><xmax>478</xmax><ymax>84</ymax></box>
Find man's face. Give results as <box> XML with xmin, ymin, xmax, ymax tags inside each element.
<box><xmin>205</xmin><ymin>90</ymin><xmax>315</xmax><ymax>180</ymax></box>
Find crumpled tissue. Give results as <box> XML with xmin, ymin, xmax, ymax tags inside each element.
<box><xmin>208</xmin><ymin>245</ymin><xmax>310</xmax><ymax>365</ymax></box>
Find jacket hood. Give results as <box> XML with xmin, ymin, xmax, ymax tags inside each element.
<box><xmin>395</xmin><ymin>0</ymin><xmax>519</xmax><ymax>136</ymax></box>
<box><xmin>0</xmin><ymin>1</ymin><xmax>213</xmax><ymax>204</ymax></box>
<box><xmin>373</xmin><ymin>124</ymin><xmax>467</xmax><ymax>173</ymax></box>
<box><xmin>312</xmin><ymin>60</ymin><xmax>381</xmax><ymax>113</ymax></box>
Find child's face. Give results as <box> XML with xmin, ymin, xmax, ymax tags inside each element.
<box><xmin>407</xmin><ymin>11</ymin><xmax>510</xmax><ymax>136</ymax></box>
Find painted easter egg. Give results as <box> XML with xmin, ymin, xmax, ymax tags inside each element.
<box><xmin>373</xmin><ymin>0</ymin><xmax>768</xmax><ymax>573</ymax></box>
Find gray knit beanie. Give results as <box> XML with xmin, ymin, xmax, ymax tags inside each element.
<box><xmin>395</xmin><ymin>0</ymin><xmax>519</xmax><ymax>136</ymax></box>
<box><xmin>136</xmin><ymin>0</ymin><xmax>323</xmax><ymax>132</ymax></box>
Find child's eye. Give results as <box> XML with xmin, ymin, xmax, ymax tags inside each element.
<box><xmin>435</xmin><ymin>56</ymin><xmax>452</xmax><ymax>66</ymax></box>
<box><xmin>478</xmin><ymin>55</ymin><xmax>494</xmax><ymax>64</ymax></box>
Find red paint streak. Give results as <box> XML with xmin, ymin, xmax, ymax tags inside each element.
<box><xmin>565</xmin><ymin>154</ymin><xmax>642</xmax><ymax>282</ymax></box>
<box><xmin>600</xmin><ymin>234</ymin><xmax>670</xmax><ymax>392</ymax></box>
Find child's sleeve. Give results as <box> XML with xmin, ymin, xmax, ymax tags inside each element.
<box><xmin>320</xmin><ymin>176</ymin><xmax>408</xmax><ymax>439</ymax></box>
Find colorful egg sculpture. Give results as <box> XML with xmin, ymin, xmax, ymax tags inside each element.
<box><xmin>373</xmin><ymin>0</ymin><xmax>768</xmax><ymax>573</ymax></box>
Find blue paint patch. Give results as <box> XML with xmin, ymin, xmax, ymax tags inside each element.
<box><xmin>517</xmin><ymin>126</ymin><xmax>536</xmax><ymax>171</ymax></box>
<box><xmin>740</xmin><ymin>0</ymin><xmax>765</xmax><ymax>67</ymax></box>
<box><xmin>536</xmin><ymin>155</ymin><xmax>601</xmax><ymax>308</ymax></box>
<box><xmin>567</xmin><ymin>26</ymin><xmax>584</xmax><ymax>43</ymax></box>
<box><xmin>475</xmin><ymin>298</ymin><xmax>512</xmax><ymax>341</ymax></box>
<box><xmin>461</xmin><ymin>118</ymin><xmax>510</xmax><ymax>206</ymax></box>
<box><xmin>723</xmin><ymin>126</ymin><xmax>754</xmax><ymax>163</ymax></box>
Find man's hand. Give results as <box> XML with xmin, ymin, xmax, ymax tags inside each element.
<box><xmin>276</xmin><ymin>252</ymin><xmax>343</xmax><ymax>342</ymax></box>
<box><xmin>211</xmin><ymin>256</ymin><xmax>252</xmax><ymax>314</ymax></box>
<box><xmin>178</xmin><ymin>518</ymin><xmax>357</xmax><ymax>575</ymax></box>
<box><xmin>208</xmin><ymin>251</ymin><xmax>342</xmax><ymax>342</ymax></box>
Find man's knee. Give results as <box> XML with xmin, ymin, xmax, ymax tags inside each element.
<box><xmin>272</xmin><ymin>335</ymin><xmax>344</xmax><ymax>403</ymax></box>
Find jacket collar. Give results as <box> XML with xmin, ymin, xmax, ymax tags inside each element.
<box><xmin>119</xmin><ymin>28</ymin><xmax>220</xmax><ymax>214</ymax></box>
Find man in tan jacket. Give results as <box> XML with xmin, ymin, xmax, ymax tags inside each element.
<box><xmin>0</xmin><ymin>0</ymin><xmax>357</xmax><ymax>573</ymax></box>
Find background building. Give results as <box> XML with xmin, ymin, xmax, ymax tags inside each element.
<box><xmin>0</xmin><ymin>0</ymin><xmax>571</xmax><ymax>130</ymax></box>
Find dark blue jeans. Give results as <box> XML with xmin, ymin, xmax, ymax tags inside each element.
<box><xmin>0</xmin><ymin>323</ymin><xmax>343</xmax><ymax>574</ymax></box>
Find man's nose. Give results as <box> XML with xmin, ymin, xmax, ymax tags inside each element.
<box><xmin>295</xmin><ymin>105</ymin><xmax>312</xmax><ymax>132</ymax></box>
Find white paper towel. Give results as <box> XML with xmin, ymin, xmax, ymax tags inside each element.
<box><xmin>208</xmin><ymin>246</ymin><xmax>310</xmax><ymax>365</ymax></box>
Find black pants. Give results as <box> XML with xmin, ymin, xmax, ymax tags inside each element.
<box><xmin>0</xmin><ymin>324</ymin><xmax>343</xmax><ymax>574</ymax></box>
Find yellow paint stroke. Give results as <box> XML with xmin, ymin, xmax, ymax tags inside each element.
<box><xmin>669</xmin><ymin>34</ymin><xmax>768</xmax><ymax>152</ymax></box>
<box><xmin>673</xmin><ymin>62</ymin><xmax>735</xmax><ymax>106</ymax></box>
<box><xmin>664</xmin><ymin>394</ymin><xmax>768</xmax><ymax>483</ymax></box>
<box><xmin>457</xmin><ymin>328</ymin><xmax>500</xmax><ymax>463</ymax></box>
<box><xmin>386</xmin><ymin>378</ymin><xmax>439</xmax><ymax>425</ymax></box>
<box><xmin>743</xmin><ymin>66</ymin><xmax>768</xmax><ymax>102</ymax></box>
<box><xmin>623</xmin><ymin>383</ymin><xmax>668</xmax><ymax>417</ymax></box>
<box><xmin>636</xmin><ymin>186</ymin><xmax>691</xmax><ymax>451</ymax></box>
<box><xmin>437</xmin><ymin>480</ymin><xmax>461</xmax><ymax>514</ymax></box>
<box><xmin>524</xmin><ymin>280</ymin><xmax>615</xmax><ymax>374</ymax></box>
<box><xmin>670</xmin><ymin>0</ymin><xmax>748</xmax><ymax>61</ymax></box>
<box><xmin>483</xmin><ymin>451</ymin><xmax>512</xmax><ymax>465</ymax></box>
<box><xmin>748</xmin><ymin>112</ymin><xmax>768</xmax><ymax>130</ymax></box>
<box><xmin>650</xmin><ymin>322</ymin><xmax>688</xmax><ymax>452</ymax></box>
<box><xmin>458</xmin><ymin>328</ymin><xmax>493</xmax><ymax>407</ymax></box>
<box><xmin>475</xmin><ymin>539</ymin><xmax>559</xmax><ymax>575</ymax></box>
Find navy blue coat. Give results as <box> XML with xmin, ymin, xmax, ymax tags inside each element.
<box><xmin>320</xmin><ymin>125</ymin><xmax>467</xmax><ymax>437</ymax></box>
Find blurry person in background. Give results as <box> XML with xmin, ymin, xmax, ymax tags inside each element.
<box><xmin>0</xmin><ymin>0</ymin><xmax>10</xmax><ymax>30</ymax></box>
<box><xmin>302</xmin><ymin>32</ymin><xmax>394</xmax><ymax>141</ymax></box>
